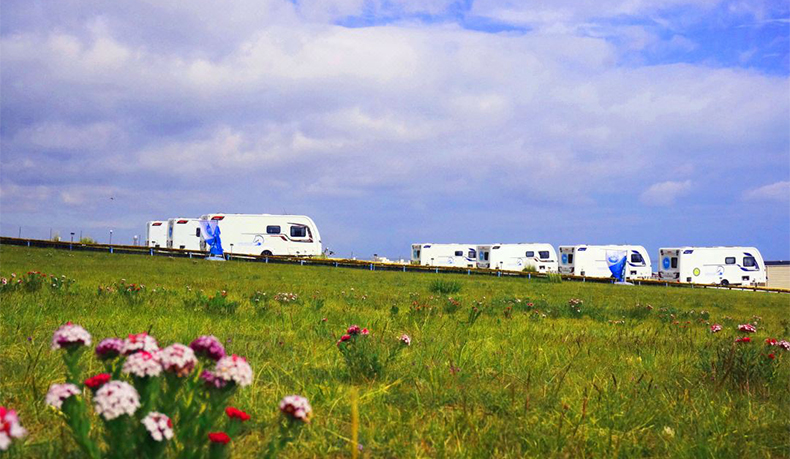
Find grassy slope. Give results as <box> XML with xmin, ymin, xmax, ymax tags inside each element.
<box><xmin>1</xmin><ymin>245</ymin><xmax>788</xmax><ymax>458</ymax></box>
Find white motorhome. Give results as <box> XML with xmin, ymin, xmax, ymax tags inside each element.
<box><xmin>198</xmin><ymin>213</ymin><xmax>322</xmax><ymax>257</ymax></box>
<box><xmin>411</xmin><ymin>244</ymin><xmax>478</xmax><ymax>268</ymax></box>
<box><xmin>146</xmin><ymin>221</ymin><xmax>167</xmax><ymax>248</ymax></box>
<box><xmin>476</xmin><ymin>244</ymin><xmax>558</xmax><ymax>272</ymax></box>
<box><xmin>558</xmin><ymin>245</ymin><xmax>652</xmax><ymax>280</ymax></box>
<box><xmin>658</xmin><ymin>247</ymin><xmax>766</xmax><ymax>286</ymax></box>
<box><xmin>166</xmin><ymin>218</ymin><xmax>202</xmax><ymax>251</ymax></box>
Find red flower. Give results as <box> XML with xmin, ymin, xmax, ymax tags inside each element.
<box><xmin>225</xmin><ymin>406</ymin><xmax>251</xmax><ymax>422</ymax></box>
<box><xmin>765</xmin><ymin>338</ymin><xmax>777</xmax><ymax>346</ymax></box>
<box><xmin>735</xmin><ymin>336</ymin><xmax>751</xmax><ymax>343</ymax></box>
<box><xmin>84</xmin><ymin>373</ymin><xmax>111</xmax><ymax>390</ymax></box>
<box><xmin>208</xmin><ymin>432</ymin><xmax>231</xmax><ymax>444</ymax></box>
<box><xmin>767</xmin><ymin>353</ymin><xmax>775</xmax><ymax>360</ymax></box>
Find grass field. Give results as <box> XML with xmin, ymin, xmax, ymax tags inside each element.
<box><xmin>1</xmin><ymin>245</ymin><xmax>789</xmax><ymax>458</ymax></box>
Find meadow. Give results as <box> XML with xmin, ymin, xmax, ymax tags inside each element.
<box><xmin>1</xmin><ymin>245</ymin><xmax>789</xmax><ymax>458</ymax></box>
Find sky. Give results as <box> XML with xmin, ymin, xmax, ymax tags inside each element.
<box><xmin>1</xmin><ymin>0</ymin><xmax>788</xmax><ymax>262</ymax></box>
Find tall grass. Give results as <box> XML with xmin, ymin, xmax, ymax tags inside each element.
<box><xmin>0</xmin><ymin>245</ymin><xmax>788</xmax><ymax>458</ymax></box>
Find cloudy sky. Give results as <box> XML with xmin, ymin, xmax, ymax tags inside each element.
<box><xmin>1</xmin><ymin>0</ymin><xmax>788</xmax><ymax>261</ymax></box>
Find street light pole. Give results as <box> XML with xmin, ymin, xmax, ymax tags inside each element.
<box><xmin>70</xmin><ymin>232</ymin><xmax>75</xmax><ymax>250</ymax></box>
<box><xmin>109</xmin><ymin>230</ymin><xmax>113</xmax><ymax>245</ymax></box>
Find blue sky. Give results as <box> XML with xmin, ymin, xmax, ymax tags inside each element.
<box><xmin>1</xmin><ymin>0</ymin><xmax>788</xmax><ymax>261</ymax></box>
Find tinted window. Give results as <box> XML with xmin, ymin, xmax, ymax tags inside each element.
<box><xmin>195</xmin><ymin>228</ymin><xmax>201</xmax><ymax>237</ymax></box>
<box><xmin>413</xmin><ymin>249</ymin><xmax>420</xmax><ymax>259</ymax></box>
<box><xmin>568</xmin><ymin>254</ymin><xmax>574</xmax><ymax>264</ymax></box>
<box><xmin>671</xmin><ymin>257</ymin><xmax>678</xmax><ymax>268</ymax></box>
<box><xmin>290</xmin><ymin>226</ymin><xmax>306</xmax><ymax>238</ymax></box>
<box><xmin>468</xmin><ymin>249</ymin><xmax>476</xmax><ymax>259</ymax></box>
<box><xmin>526</xmin><ymin>251</ymin><xmax>535</xmax><ymax>257</ymax></box>
<box><xmin>743</xmin><ymin>256</ymin><xmax>756</xmax><ymax>267</ymax></box>
<box><xmin>267</xmin><ymin>225</ymin><xmax>281</xmax><ymax>234</ymax></box>
<box><xmin>631</xmin><ymin>253</ymin><xmax>644</xmax><ymax>263</ymax></box>
<box><xmin>483</xmin><ymin>252</ymin><xmax>489</xmax><ymax>261</ymax></box>
<box><xmin>539</xmin><ymin>251</ymin><xmax>550</xmax><ymax>259</ymax></box>
<box><xmin>725</xmin><ymin>257</ymin><xmax>736</xmax><ymax>265</ymax></box>
<box><xmin>454</xmin><ymin>251</ymin><xmax>463</xmax><ymax>256</ymax></box>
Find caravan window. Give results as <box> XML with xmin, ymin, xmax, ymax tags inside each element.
<box><xmin>454</xmin><ymin>251</ymin><xmax>463</xmax><ymax>257</ymax></box>
<box><xmin>671</xmin><ymin>257</ymin><xmax>678</xmax><ymax>268</ymax></box>
<box><xmin>290</xmin><ymin>226</ymin><xmax>307</xmax><ymax>238</ymax></box>
<box><xmin>567</xmin><ymin>254</ymin><xmax>574</xmax><ymax>264</ymax></box>
<box><xmin>413</xmin><ymin>248</ymin><xmax>421</xmax><ymax>259</ymax></box>
<box><xmin>725</xmin><ymin>257</ymin><xmax>736</xmax><ymax>265</ymax></box>
<box><xmin>743</xmin><ymin>256</ymin><xmax>756</xmax><ymax>267</ymax></box>
<box><xmin>631</xmin><ymin>253</ymin><xmax>644</xmax><ymax>264</ymax></box>
<box><xmin>482</xmin><ymin>252</ymin><xmax>489</xmax><ymax>261</ymax></box>
<box><xmin>195</xmin><ymin>228</ymin><xmax>201</xmax><ymax>237</ymax></box>
<box><xmin>539</xmin><ymin>251</ymin><xmax>550</xmax><ymax>259</ymax></box>
<box><xmin>267</xmin><ymin>226</ymin><xmax>281</xmax><ymax>234</ymax></box>
<box><xmin>526</xmin><ymin>251</ymin><xmax>535</xmax><ymax>257</ymax></box>
<box><xmin>468</xmin><ymin>249</ymin><xmax>476</xmax><ymax>259</ymax></box>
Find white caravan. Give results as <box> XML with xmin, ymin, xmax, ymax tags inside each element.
<box><xmin>198</xmin><ymin>213</ymin><xmax>322</xmax><ymax>257</ymax></box>
<box><xmin>166</xmin><ymin>218</ymin><xmax>202</xmax><ymax>251</ymax></box>
<box><xmin>411</xmin><ymin>244</ymin><xmax>478</xmax><ymax>268</ymax></box>
<box><xmin>558</xmin><ymin>245</ymin><xmax>652</xmax><ymax>279</ymax></box>
<box><xmin>476</xmin><ymin>244</ymin><xmax>558</xmax><ymax>272</ymax></box>
<box><xmin>146</xmin><ymin>221</ymin><xmax>167</xmax><ymax>248</ymax></box>
<box><xmin>658</xmin><ymin>247</ymin><xmax>766</xmax><ymax>286</ymax></box>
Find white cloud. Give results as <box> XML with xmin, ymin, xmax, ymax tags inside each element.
<box><xmin>743</xmin><ymin>181</ymin><xmax>790</xmax><ymax>202</ymax></box>
<box><xmin>640</xmin><ymin>180</ymin><xmax>693</xmax><ymax>206</ymax></box>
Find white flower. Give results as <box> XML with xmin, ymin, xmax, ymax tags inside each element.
<box><xmin>122</xmin><ymin>351</ymin><xmax>162</xmax><ymax>378</ymax></box>
<box><xmin>121</xmin><ymin>333</ymin><xmax>159</xmax><ymax>355</ymax></box>
<box><xmin>159</xmin><ymin>344</ymin><xmax>197</xmax><ymax>376</ymax></box>
<box><xmin>141</xmin><ymin>412</ymin><xmax>173</xmax><ymax>442</ymax></box>
<box><xmin>0</xmin><ymin>407</ymin><xmax>27</xmax><ymax>451</ymax></box>
<box><xmin>45</xmin><ymin>383</ymin><xmax>81</xmax><ymax>409</ymax></box>
<box><xmin>737</xmin><ymin>324</ymin><xmax>756</xmax><ymax>333</ymax></box>
<box><xmin>399</xmin><ymin>334</ymin><xmax>411</xmax><ymax>346</ymax></box>
<box><xmin>94</xmin><ymin>381</ymin><xmax>140</xmax><ymax>420</ymax></box>
<box><xmin>214</xmin><ymin>355</ymin><xmax>253</xmax><ymax>387</ymax></box>
<box><xmin>662</xmin><ymin>426</ymin><xmax>675</xmax><ymax>438</ymax></box>
<box><xmin>779</xmin><ymin>340</ymin><xmax>790</xmax><ymax>351</ymax></box>
<box><xmin>51</xmin><ymin>323</ymin><xmax>92</xmax><ymax>350</ymax></box>
<box><xmin>279</xmin><ymin>395</ymin><xmax>312</xmax><ymax>422</ymax></box>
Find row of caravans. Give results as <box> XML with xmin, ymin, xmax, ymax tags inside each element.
<box><xmin>146</xmin><ymin>214</ymin><xmax>323</xmax><ymax>257</ymax></box>
<box><xmin>411</xmin><ymin>243</ymin><xmax>767</xmax><ymax>286</ymax></box>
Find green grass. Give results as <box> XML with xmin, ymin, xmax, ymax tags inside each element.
<box><xmin>1</xmin><ymin>245</ymin><xmax>789</xmax><ymax>458</ymax></box>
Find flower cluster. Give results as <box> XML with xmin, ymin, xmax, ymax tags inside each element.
<box><xmin>738</xmin><ymin>324</ymin><xmax>757</xmax><ymax>333</ymax></box>
<box><xmin>51</xmin><ymin>322</ymin><xmax>92</xmax><ymax>350</ymax></box>
<box><xmin>765</xmin><ymin>338</ymin><xmax>790</xmax><ymax>351</ymax></box>
<box><xmin>279</xmin><ymin>395</ymin><xmax>312</xmax><ymax>423</ymax></box>
<box><xmin>189</xmin><ymin>335</ymin><xmax>226</xmax><ymax>361</ymax></box>
<box><xmin>213</xmin><ymin>355</ymin><xmax>253</xmax><ymax>387</ymax></box>
<box><xmin>141</xmin><ymin>412</ymin><xmax>174</xmax><ymax>442</ymax></box>
<box><xmin>200</xmin><ymin>370</ymin><xmax>228</xmax><ymax>389</ymax></box>
<box><xmin>123</xmin><ymin>351</ymin><xmax>163</xmax><ymax>378</ymax></box>
<box><xmin>274</xmin><ymin>292</ymin><xmax>299</xmax><ymax>303</ymax></box>
<box><xmin>46</xmin><ymin>383</ymin><xmax>81</xmax><ymax>409</ymax></box>
<box><xmin>94</xmin><ymin>381</ymin><xmax>141</xmax><ymax>421</ymax></box>
<box><xmin>400</xmin><ymin>334</ymin><xmax>411</xmax><ymax>346</ymax></box>
<box><xmin>160</xmin><ymin>343</ymin><xmax>197</xmax><ymax>377</ymax></box>
<box><xmin>0</xmin><ymin>407</ymin><xmax>27</xmax><ymax>451</ymax></box>
<box><xmin>95</xmin><ymin>338</ymin><xmax>124</xmax><ymax>360</ymax></box>
<box><xmin>710</xmin><ymin>324</ymin><xmax>722</xmax><ymax>333</ymax></box>
<box><xmin>122</xmin><ymin>333</ymin><xmax>159</xmax><ymax>355</ymax></box>
<box><xmin>568</xmin><ymin>298</ymin><xmax>583</xmax><ymax>307</ymax></box>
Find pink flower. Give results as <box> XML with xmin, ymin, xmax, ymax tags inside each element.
<box><xmin>738</xmin><ymin>324</ymin><xmax>756</xmax><ymax>333</ymax></box>
<box><xmin>51</xmin><ymin>322</ymin><xmax>91</xmax><ymax>350</ymax></box>
<box><xmin>347</xmin><ymin>325</ymin><xmax>361</xmax><ymax>335</ymax></box>
<box><xmin>279</xmin><ymin>395</ymin><xmax>312</xmax><ymax>423</ymax></box>
<box><xmin>141</xmin><ymin>412</ymin><xmax>173</xmax><ymax>441</ymax></box>
<box><xmin>122</xmin><ymin>333</ymin><xmax>159</xmax><ymax>355</ymax></box>
<box><xmin>95</xmin><ymin>338</ymin><xmax>123</xmax><ymax>360</ymax></box>
<box><xmin>779</xmin><ymin>340</ymin><xmax>790</xmax><ymax>351</ymax></box>
<box><xmin>189</xmin><ymin>335</ymin><xmax>226</xmax><ymax>361</ymax></box>
<box><xmin>159</xmin><ymin>344</ymin><xmax>197</xmax><ymax>377</ymax></box>
<box><xmin>94</xmin><ymin>381</ymin><xmax>140</xmax><ymax>420</ymax></box>
<box><xmin>123</xmin><ymin>351</ymin><xmax>163</xmax><ymax>378</ymax></box>
<box><xmin>361</xmin><ymin>328</ymin><xmax>369</xmax><ymax>336</ymax></box>
<box><xmin>46</xmin><ymin>383</ymin><xmax>81</xmax><ymax>409</ymax></box>
<box><xmin>400</xmin><ymin>334</ymin><xmax>411</xmax><ymax>346</ymax></box>
<box><xmin>214</xmin><ymin>355</ymin><xmax>253</xmax><ymax>387</ymax></box>
<box><xmin>0</xmin><ymin>407</ymin><xmax>27</xmax><ymax>451</ymax></box>
<box><xmin>710</xmin><ymin>324</ymin><xmax>722</xmax><ymax>333</ymax></box>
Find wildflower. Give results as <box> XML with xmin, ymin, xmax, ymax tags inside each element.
<box><xmin>400</xmin><ymin>334</ymin><xmax>411</xmax><ymax>346</ymax></box>
<box><xmin>214</xmin><ymin>355</ymin><xmax>253</xmax><ymax>387</ymax></box>
<box><xmin>662</xmin><ymin>426</ymin><xmax>675</xmax><ymax>438</ymax></box>
<box><xmin>94</xmin><ymin>381</ymin><xmax>140</xmax><ymax>421</ymax></box>
<box><xmin>208</xmin><ymin>432</ymin><xmax>231</xmax><ymax>444</ymax></box>
<box><xmin>347</xmin><ymin>325</ymin><xmax>361</xmax><ymax>335</ymax></box>
<box><xmin>225</xmin><ymin>407</ymin><xmax>250</xmax><ymax>422</ymax></box>
<box><xmin>84</xmin><ymin>373</ymin><xmax>111</xmax><ymax>391</ymax></box>
<box><xmin>51</xmin><ymin>322</ymin><xmax>92</xmax><ymax>350</ymax></box>
<box><xmin>767</xmin><ymin>353</ymin><xmax>776</xmax><ymax>360</ymax></box>
<box><xmin>141</xmin><ymin>412</ymin><xmax>173</xmax><ymax>441</ymax></box>
<box><xmin>123</xmin><ymin>351</ymin><xmax>163</xmax><ymax>378</ymax></box>
<box><xmin>189</xmin><ymin>335</ymin><xmax>226</xmax><ymax>361</ymax></box>
<box><xmin>122</xmin><ymin>333</ymin><xmax>159</xmax><ymax>355</ymax></box>
<box><xmin>199</xmin><ymin>370</ymin><xmax>228</xmax><ymax>389</ymax></box>
<box><xmin>45</xmin><ymin>383</ymin><xmax>81</xmax><ymax>409</ymax></box>
<box><xmin>321</xmin><ymin>317</ymin><xmax>328</xmax><ymax>322</ymax></box>
<box><xmin>361</xmin><ymin>328</ymin><xmax>369</xmax><ymax>336</ymax></box>
<box><xmin>336</xmin><ymin>334</ymin><xmax>352</xmax><ymax>346</ymax></box>
<box><xmin>765</xmin><ymin>338</ymin><xmax>777</xmax><ymax>346</ymax></box>
<box><xmin>159</xmin><ymin>343</ymin><xmax>197</xmax><ymax>377</ymax></box>
<box><xmin>779</xmin><ymin>340</ymin><xmax>790</xmax><ymax>351</ymax></box>
<box><xmin>738</xmin><ymin>324</ymin><xmax>756</xmax><ymax>333</ymax></box>
<box><xmin>96</xmin><ymin>338</ymin><xmax>124</xmax><ymax>360</ymax></box>
<box><xmin>710</xmin><ymin>324</ymin><xmax>722</xmax><ymax>333</ymax></box>
<box><xmin>735</xmin><ymin>336</ymin><xmax>751</xmax><ymax>343</ymax></box>
<box><xmin>279</xmin><ymin>395</ymin><xmax>312</xmax><ymax>423</ymax></box>
<box><xmin>0</xmin><ymin>407</ymin><xmax>27</xmax><ymax>451</ymax></box>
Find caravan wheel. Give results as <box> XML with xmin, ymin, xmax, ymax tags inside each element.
<box><xmin>261</xmin><ymin>250</ymin><xmax>273</xmax><ymax>256</ymax></box>
<box><xmin>720</xmin><ymin>279</ymin><xmax>729</xmax><ymax>287</ymax></box>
